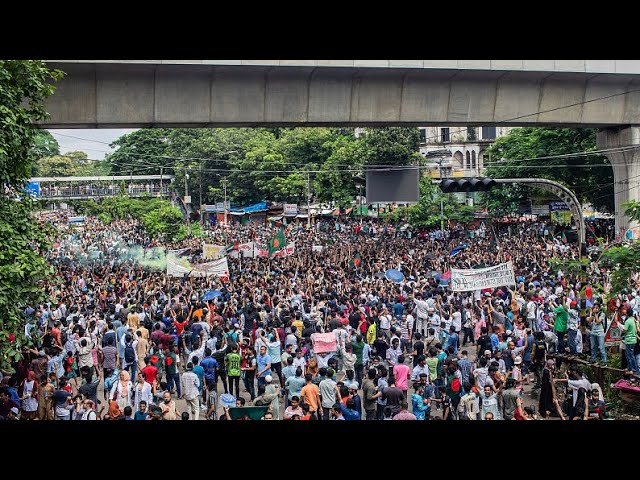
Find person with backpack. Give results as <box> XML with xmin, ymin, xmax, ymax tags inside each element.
<box><xmin>445</xmin><ymin>365</ymin><xmax>462</xmax><ymax>419</ymax></box>
<box><xmin>531</xmin><ymin>331</ymin><xmax>547</xmax><ymax>389</ymax></box>
<box><xmin>121</xmin><ymin>332</ymin><xmax>138</xmax><ymax>380</ymax></box>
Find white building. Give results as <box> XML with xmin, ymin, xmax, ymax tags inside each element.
<box><xmin>418</xmin><ymin>126</ymin><xmax>513</xmax><ymax>178</ymax></box>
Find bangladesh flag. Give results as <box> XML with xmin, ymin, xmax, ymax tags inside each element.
<box><xmin>225</xmin><ymin>242</ymin><xmax>239</xmax><ymax>253</ymax></box>
<box><xmin>268</xmin><ymin>229</ymin><xmax>286</xmax><ymax>256</ymax></box>
<box><xmin>350</xmin><ymin>253</ymin><xmax>362</xmax><ymax>269</ymax></box>
<box><xmin>561</xmin><ymin>231</ymin><xmax>567</xmax><ymax>243</ymax></box>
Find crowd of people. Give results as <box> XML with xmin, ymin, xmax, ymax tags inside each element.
<box><xmin>1</xmin><ymin>208</ymin><xmax>636</xmax><ymax>421</ymax></box>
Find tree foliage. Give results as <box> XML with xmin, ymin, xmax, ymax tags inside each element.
<box><xmin>482</xmin><ymin>127</ymin><xmax>613</xmax><ymax>214</ymax></box>
<box><xmin>35</xmin><ymin>154</ymin><xmax>80</xmax><ymax>176</ymax></box>
<box><xmin>29</xmin><ymin>130</ymin><xmax>60</xmax><ymax>163</ymax></box>
<box><xmin>75</xmin><ymin>196</ymin><xmax>189</xmax><ymax>242</ymax></box>
<box><xmin>601</xmin><ymin>201</ymin><xmax>640</xmax><ymax>295</ymax></box>
<box><xmin>0</xmin><ymin>60</ymin><xmax>63</xmax><ymax>371</ymax></box>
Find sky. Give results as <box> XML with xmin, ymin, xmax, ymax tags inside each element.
<box><xmin>48</xmin><ymin>129</ymin><xmax>137</xmax><ymax>160</ymax></box>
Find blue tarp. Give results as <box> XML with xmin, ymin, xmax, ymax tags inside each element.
<box><xmin>205</xmin><ymin>202</ymin><xmax>268</xmax><ymax>214</ymax></box>
<box><xmin>230</xmin><ymin>202</ymin><xmax>268</xmax><ymax>214</ymax></box>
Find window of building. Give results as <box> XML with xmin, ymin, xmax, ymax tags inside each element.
<box><xmin>467</xmin><ymin>127</ymin><xmax>477</xmax><ymax>141</ymax></box>
<box><xmin>419</xmin><ymin>128</ymin><xmax>427</xmax><ymax>144</ymax></box>
<box><xmin>465</xmin><ymin>151</ymin><xmax>471</xmax><ymax>169</ymax></box>
<box><xmin>471</xmin><ymin>151</ymin><xmax>476</xmax><ymax>170</ymax></box>
<box><xmin>441</xmin><ymin>127</ymin><xmax>450</xmax><ymax>143</ymax></box>
<box><xmin>481</xmin><ymin>126</ymin><xmax>496</xmax><ymax>140</ymax></box>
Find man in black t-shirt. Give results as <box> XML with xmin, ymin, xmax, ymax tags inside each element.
<box><xmin>476</xmin><ymin>326</ymin><xmax>492</xmax><ymax>356</ymax></box>
<box><xmin>373</xmin><ymin>332</ymin><xmax>388</xmax><ymax>362</ymax></box>
<box><xmin>411</xmin><ymin>333</ymin><xmax>425</xmax><ymax>367</ymax></box>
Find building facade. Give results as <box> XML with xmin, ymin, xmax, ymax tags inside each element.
<box><xmin>418</xmin><ymin>126</ymin><xmax>513</xmax><ymax>178</ymax></box>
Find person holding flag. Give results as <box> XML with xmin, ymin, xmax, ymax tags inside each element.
<box><xmin>268</xmin><ymin>229</ymin><xmax>286</xmax><ymax>257</ymax></box>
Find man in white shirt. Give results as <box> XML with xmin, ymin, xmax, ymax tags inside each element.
<box><xmin>413</xmin><ymin>296</ymin><xmax>430</xmax><ymax>337</ymax></box>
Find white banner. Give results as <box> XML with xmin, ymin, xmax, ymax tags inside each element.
<box><xmin>203</xmin><ymin>243</ymin><xmax>225</xmax><ymax>260</ymax></box>
<box><xmin>450</xmin><ymin>261</ymin><xmax>516</xmax><ymax>292</ymax></box>
<box><xmin>273</xmin><ymin>242</ymin><xmax>295</xmax><ymax>258</ymax></box>
<box><xmin>239</xmin><ymin>242</ymin><xmax>255</xmax><ymax>258</ymax></box>
<box><xmin>167</xmin><ymin>257</ymin><xmax>229</xmax><ymax>278</ymax></box>
<box><xmin>167</xmin><ymin>258</ymin><xmax>193</xmax><ymax>277</ymax></box>
<box><xmin>192</xmin><ymin>257</ymin><xmax>229</xmax><ymax>277</ymax></box>
<box><xmin>255</xmin><ymin>242</ymin><xmax>269</xmax><ymax>258</ymax></box>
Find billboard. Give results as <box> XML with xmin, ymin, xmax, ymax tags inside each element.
<box><xmin>365</xmin><ymin>168</ymin><xmax>419</xmax><ymax>204</ymax></box>
<box><xmin>284</xmin><ymin>203</ymin><xmax>298</xmax><ymax>216</ymax></box>
<box><xmin>26</xmin><ymin>182</ymin><xmax>40</xmax><ymax>198</ymax></box>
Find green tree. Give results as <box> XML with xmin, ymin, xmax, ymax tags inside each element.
<box><xmin>29</xmin><ymin>130</ymin><xmax>60</xmax><ymax>163</ymax></box>
<box><xmin>601</xmin><ymin>200</ymin><xmax>640</xmax><ymax>294</ymax></box>
<box><xmin>35</xmin><ymin>154</ymin><xmax>80</xmax><ymax>176</ymax></box>
<box><xmin>0</xmin><ymin>60</ymin><xmax>63</xmax><ymax>371</ymax></box>
<box><xmin>107</xmin><ymin>128</ymin><xmax>175</xmax><ymax>175</ymax></box>
<box><xmin>315</xmin><ymin>132</ymin><xmax>364</xmax><ymax>206</ymax></box>
<box><xmin>482</xmin><ymin>127</ymin><xmax>613</xmax><ymax>214</ymax></box>
<box><xmin>360</xmin><ymin>127</ymin><xmax>423</xmax><ymax>166</ymax></box>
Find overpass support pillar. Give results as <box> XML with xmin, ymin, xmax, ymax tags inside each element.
<box><xmin>597</xmin><ymin>127</ymin><xmax>640</xmax><ymax>237</ymax></box>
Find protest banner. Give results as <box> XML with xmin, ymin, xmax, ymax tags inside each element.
<box><xmin>167</xmin><ymin>257</ymin><xmax>229</xmax><ymax>278</ymax></box>
<box><xmin>312</xmin><ymin>332</ymin><xmax>337</xmax><ymax>353</ymax></box>
<box><xmin>450</xmin><ymin>261</ymin><xmax>516</xmax><ymax>292</ymax></box>
<box><xmin>255</xmin><ymin>242</ymin><xmax>269</xmax><ymax>258</ymax></box>
<box><xmin>274</xmin><ymin>242</ymin><xmax>296</xmax><ymax>258</ymax></box>
<box><xmin>203</xmin><ymin>243</ymin><xmax>225</xmax><ymax>260</ymax></box>
<box><xmin>192</xmin><ymin>257</ymin><xmax>230</xmax><ymax>278</ymax></box>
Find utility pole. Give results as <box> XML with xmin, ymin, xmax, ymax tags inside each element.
<box><xmin>199</xmin><ymin>160</ymin><xmax>204</xmax><ymax>225</ymax></box>
<box><xmin>223</xmin><ymin>177</ymin><xmax>228</xmax><ymax>225</ymax></box>
<box><xmin>184</xmin><ymin>167</ymin><xmax>189</xmax><ymax>200</ymax></box>
<box><xmin>438</xmin><ymin>158</ymin><xmax>445</xmax><ymax>232</ymax></box>
<box><xmin>307</xmin><ymin>171</ymin><xmax>311</xmax><ymax>229</ymax></box>
<box><xmin>160</xmin><ymin>167</ymin><xmax>164</xmax><ymax>197</ymax></box>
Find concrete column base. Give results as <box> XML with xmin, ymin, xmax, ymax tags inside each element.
<box><xmin>597</xmin><ymin>127</ymin><xmax>640</xmax><ymax>237</ymax></box>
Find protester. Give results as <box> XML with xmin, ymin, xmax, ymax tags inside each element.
<box><xmin>2</xmin><ymin>209</ymin><xmax>620</xmax><ymax>421</ymax></box>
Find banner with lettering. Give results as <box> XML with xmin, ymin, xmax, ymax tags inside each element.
<box><xmin>450</xmin><ymin>261</ymin><xmax>516</xmax><ymax>292</ymax></box>
<box><xmin>273</xmin><ymin>242</ymin><xmax>295</xmax><ymax>258</ymax></box>
<box><xmin>203</xmin><ymin>243</ymin><xmax>225</xmax><ymax>260</ymax></box>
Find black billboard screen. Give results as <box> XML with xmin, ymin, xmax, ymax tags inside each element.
<box><xmin>365</xmin><ymin>168</ymin><xmax>420</xmax><ymax>204</ymax></box>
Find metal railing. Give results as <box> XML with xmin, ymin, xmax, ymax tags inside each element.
<box><xmin>39</xmin><ymin>185</ymin><xmax>172</xmax><ymax>199</ymax></box>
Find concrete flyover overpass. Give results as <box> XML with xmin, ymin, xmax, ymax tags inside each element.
<box><xmin>39</xmin><ymin>60</ymin><xmax>640</xmax><ymax>233</ymax></box>
<box><xmin>41</xmin><ymin>60</ymin><xmax>640</xmax><ymax>128</ymax></box>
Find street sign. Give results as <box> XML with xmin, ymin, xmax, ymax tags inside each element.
<box><xmin>26</xmin><ymin>182</ymin><xmax>40</xmax><ymax>198</ymax></box>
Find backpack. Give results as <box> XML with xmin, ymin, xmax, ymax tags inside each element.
<box><xmin>104</xmin><ymin>369</ymin><xmax>119</xmax><ymax>390</ymax></box>
<box><xmin>534</xmin><ymin>340</ymin><xmax>546</xmax><ymax>361</ymax></box>
<box><xmin>124</xmin><ymin>341</ymin><xmax>136</xmax><ymax>364</ymax></box>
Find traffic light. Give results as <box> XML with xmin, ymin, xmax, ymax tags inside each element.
<box><xmin>439</xmin><ymin>177</ymin><xmax>497</xmax><ymax>193</ymax></box>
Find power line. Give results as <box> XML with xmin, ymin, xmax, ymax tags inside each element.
<box><xmin>418</xmin><ymin>87</ymin><xmax>640</xmax><ymax>144</ymax></box>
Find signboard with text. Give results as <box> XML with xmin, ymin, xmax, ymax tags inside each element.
<box><xmin>451</xmin><ymin>262</ymin><xmax>516</xmax><ymax>292</ymax></box>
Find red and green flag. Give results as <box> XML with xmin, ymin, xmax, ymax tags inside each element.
<box><xmin>225</xmin><ymin>242</ymin><xmax>239</xmax><ymax>253</ymax></box>
<box><xmin>350</xmin><ymin>253</ymin><xmax>362</xmax><ymax>269</ymax></box>
<box><xmin>268</xmin><ymin>229</ymin><xmax>286</xmax><ymax>256</ymax></box>
<box><xmin>561</xmin><ymin>231</ymin><xmax>567</xmax><ymax>243</ymax></box>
